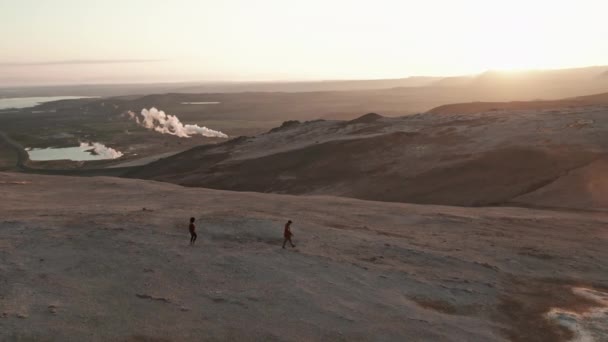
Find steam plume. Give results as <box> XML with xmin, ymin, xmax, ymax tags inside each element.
<box><xmin>127</xmin><ymin>107</ymin><xmax>228</xmax><ymax>138</ymax></box>
<box><xmin>80</xmin><ymin>142</ymin><xmax>123</xmax><ymax>159</ymax></box>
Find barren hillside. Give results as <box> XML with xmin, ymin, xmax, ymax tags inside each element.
<box><xmin>128</xmin><ymin>96</ymin><xmax>608</xmax><ymax>209</ymax></box>
<box><xmin>1</xmin><ymin>172</ymin><xmax>607</xmax><ymax>341</ymax></box>
<box><xmin>428</xmin><ymin>92</ymin><xmax>608</xmax><ymax>115</ymax></box>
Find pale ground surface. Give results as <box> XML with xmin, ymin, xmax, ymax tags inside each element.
<box><xmin>1</xmin><ymin>172</ymin><xmax>607</xmax><ymax>341</ymax></box>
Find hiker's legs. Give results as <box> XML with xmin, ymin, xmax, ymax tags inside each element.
<box><xmin>190</xmin><ymin>232</ymin><xmax>197</xmax><ymax>244</ymax></box>
<box><xmin>283</xmin><ymin>237</ymin><xmax>295</xmax><ymax>248</ymax></box>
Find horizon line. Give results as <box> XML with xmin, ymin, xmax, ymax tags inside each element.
<box><xmin>0</xmin><ymin>59</ymin><xmax>168</xmax><ymax>67</ymax></box>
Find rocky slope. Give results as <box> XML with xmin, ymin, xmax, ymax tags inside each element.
<box><xmin>128</xmin><ymin>95</ymin><xmax>608</xmax><ymax>209</ymax></box>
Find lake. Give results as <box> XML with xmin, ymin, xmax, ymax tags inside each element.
<box><xmin>0</xmin><ymin>96</ymin><xmax>96</xmax><ymax>110</ymax></box>
<box><xmin>26</xmin><ymin>142</ymin><xmax>123</xmax><ymax>161</ymax></box>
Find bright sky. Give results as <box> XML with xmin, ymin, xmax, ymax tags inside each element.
<box><xmin>1</xmin><ymin>0</ymin><xmax>607</xmax><ymax>85</ymax></box>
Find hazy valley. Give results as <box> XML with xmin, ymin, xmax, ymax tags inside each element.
<box><xmin>2</xmin><ymin>67</ymin><xmax>608</xmax><ymax>341</ymax></box>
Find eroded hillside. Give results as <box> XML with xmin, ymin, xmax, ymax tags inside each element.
<box><xmin>129</xmin><ymin>95</ymin><xmax>608</xmax><ymax>209</ymax></box>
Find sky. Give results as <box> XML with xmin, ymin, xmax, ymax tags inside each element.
<box><xmin>1</xmin><ymin>0</ymin><xmax>608</xmax><ymax>86</ymax></box>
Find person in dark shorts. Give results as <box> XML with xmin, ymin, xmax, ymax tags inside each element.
<box><xmin>282</xmin><ymin>220</ymin><xmax>295</xmax><ymax>249</ymax></box>
<box><xmin>189</xmin><ymin>217</ymin><xmax>197</xmax><ymax>245</ymax></box>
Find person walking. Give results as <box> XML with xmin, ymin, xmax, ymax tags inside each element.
<box><xmin>189</xmin><ymin>217</ymin><xmax>197</xmax><ymax>245</ymax></box>
<box><xmin>282</xmin><ymin>220</ymin><xmax>295</xmax><ymax>249</ymax></box>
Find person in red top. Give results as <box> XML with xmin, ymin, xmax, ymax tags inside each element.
<box><xmin>282</xmin><ymin>220</ymin><xmax>296</xmax><ymax>249</ymax></box>
<box><xmin>189</xmin><ymin>217</ymin><xmax>197</xmax><ymax>245</ymax></box>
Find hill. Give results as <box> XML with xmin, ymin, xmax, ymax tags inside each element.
<box><xmin>512</xmin><ymin>157</ymin><xmax>608</xmax><ymax>210</ymax></box>
<box><xmin>1</xmin><ymin>172</ymin><xmax>607</xmax><ymax>341</ymax></box>
<box><xmin>128</xmin><ymin>98</ymin><xmax>608</xmax><ymax>209</ymax></box>
<box><xmin>427</xmin><ymin>92</ymin><xmax>608</xmax><ymax>115</ymax></box>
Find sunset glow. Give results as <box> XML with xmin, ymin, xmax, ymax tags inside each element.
<box><xmin>1</xmin><ymin>0</ymin><xmax>607</xmax><ymax>85</ymax></box>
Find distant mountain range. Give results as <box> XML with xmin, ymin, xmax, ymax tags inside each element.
<box><xmin>3</xmin><ymin>66</ymin><xmax>608</xmax><ymax>99</ymax></box>
<box><xmin>428</xmin><ymin>91</ymin><xmax>608</xmax><ymax>114</ymax></box>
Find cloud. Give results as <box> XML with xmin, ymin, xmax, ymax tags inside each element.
<box><xmin>0</xmin><ymin>59</ymin><xmax>167</xmax><ymax>67</ymax></box>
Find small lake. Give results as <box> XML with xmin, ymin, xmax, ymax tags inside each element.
<box><xmin>181</xmin><ymin>102</ymin><xmax>220</xmax><ymax>105</ymax></box>
<box><xmin>0</xmin><ymin>96</ymin><xmax>96</xmax><ymax>110</ymax></box>
<box><xmin>26</xmin><ymin>142</ymin><xmax>123</xmax><ymax>161</ymax></box>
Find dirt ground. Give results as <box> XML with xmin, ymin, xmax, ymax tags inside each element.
<box><xmin>1</xmin><ymin>172</ymin><xmax>607</xmax><ymax>341</ymax></box>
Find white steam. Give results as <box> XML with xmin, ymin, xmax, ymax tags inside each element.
<box><xmin>546</xmin><ymin>287</ymin><xmax>608</xmax><ymax>342</ymax></box>
<box><xmin>127</xmin><ymin>107</ymin><xmax>228</xmax><ymax>138</ymax></box>
<box><xmin>80</xmin><ymin>142</ymin><xmax>124</xmax><ymax>159</ymax></box>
